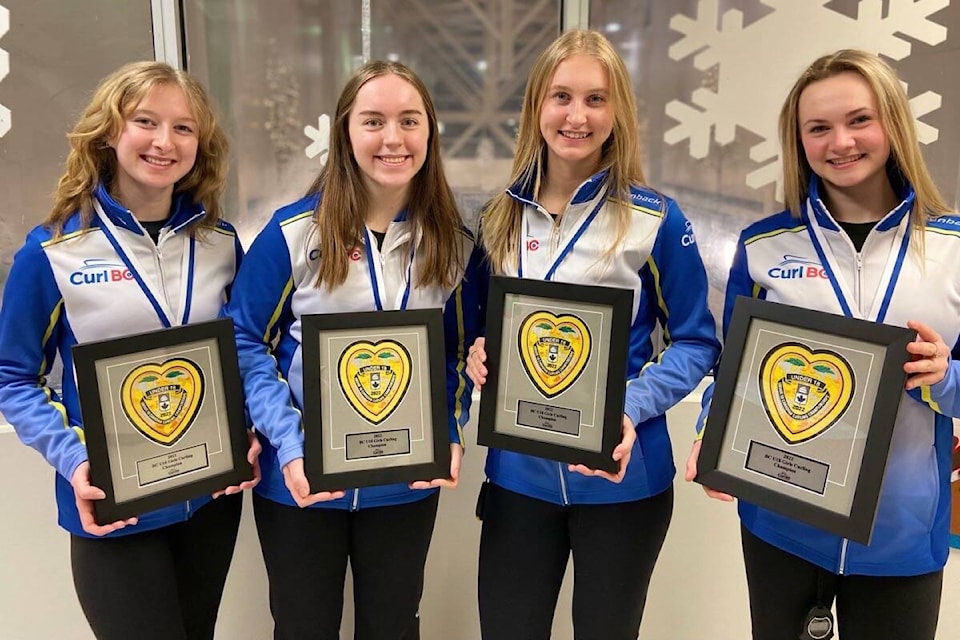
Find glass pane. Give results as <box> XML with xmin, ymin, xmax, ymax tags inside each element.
<box><xmin>183</xmin><ymin>0</ymin><xmax>363</xmax><ymax>242</ymax></box>
<box><xmin>0</xmin><ymin>0</ymin><xmax>155</xmax><ymax>293</ymax></box>
<box><xmin>183</xmin><ymin>0</ymin><xmax>560</xmax><ymax>244</ymax></box>
<box><xmin>0</xmin><ymin>0</ymin><xmax>154</xmax><ymax>402</ymax></box>
<box><xmin>371</xmin><ymin>0</ymin><xmax>559</xmax><ymax>229</ymax></box>
<box><xmin>590</xmin><ymin>0</ymin><xmax>960</xmax><ymax>319</ymax></box>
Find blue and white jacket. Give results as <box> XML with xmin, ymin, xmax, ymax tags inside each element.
<box><xmin>482</xmin><ymin>170</ymin><xmax>721</xmax><ymax>505</ymax></box>
<box><xmin>699</xmin><ymin>177</ymin><xmax>960</xmax><ymax>576</ymax></box>
<box><xmin>224</xmin><ymin>193</ymin><xmax>484</xmax><ymax>510</ymax></box>
<box><xmin>0</xmin><ymin>184</ymin><xmax>242</xmax><ymax>537</ymax></box>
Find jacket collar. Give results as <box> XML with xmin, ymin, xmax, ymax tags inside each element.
<box><xmin>93</xmin><ymin>183</ymin><xmax>206</xmax><ymax>235</ymax></box>
<box><xmin>805</xmin><ymin>174</ymin><xmax>914</xmax><ymax>233</ymax></box>
<box><xmin>505</xmin><ymin>167</ymin><xmax>609</xmax><ymax>208</ymax></box>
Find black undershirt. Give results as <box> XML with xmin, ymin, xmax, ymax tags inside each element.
<box><xmin>837</xmin><ymin>220</ymin><xmax>877</xmax><ymax>253</ymax></box>
<box><xmin>372</xmin><ymin>230</ymin><xmax>386</xmax><ymax>251</ymax></box>
<box><xmin>141</xmin><ymin>219</ymin><xmax>168</xmax><ymax>245</ymax></box>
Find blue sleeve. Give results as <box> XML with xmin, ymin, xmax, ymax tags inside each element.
<box><xmin>221</xmin><ymin>216</ymin><xmax>304</xmax><ymax>469</ymax></box>
<box><xmin>0</xmin><ymin>230</ymin><xmax>87</xmax><ymax>481</ymax></box>
<box><xmin>623</xmin><ymin>201</ymin><xmax>721</xmax><ymax>428</ymax></box>
<box><xmin>695</xmin><ymin>231</ymin><xmax>758</xmax><ymax>435</ymax></box>
<box><xmin>443</xmin><ymin>243</ymin><xmax>489</xmax><ymax>444</ymax></box>
<box><xmin>232</xmin><ymin>230</ymin><xmax>244</xmax><ymax>277</ymax></box>
<box><xmin>222</xmin><ymin>224</ymin><xmax>244</xmax><ymax>301</ymax></box>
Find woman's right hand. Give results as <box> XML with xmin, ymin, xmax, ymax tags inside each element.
<box><xmin>281</xmin><ymin>457</ymin><xmax>345</xmax><ymax>507</ymax></box>
<box><xmin>684</xmin><ymin>439</ymin><xmax>734</xmax><ymax>502</ymax></box>
<box><xmin>71</xmin><ymin>461</ymin><xmax>138</xmax><ymax>536</ymax></box>
<box><xmin>466</xmin><ymin>337</ymin><xmax>487</xmax><ymax>388</ymax></box>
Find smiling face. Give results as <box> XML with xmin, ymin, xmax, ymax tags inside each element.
<box><xmin>348</xmin><ymin>73</ymin><xmax>429</xmax><ymax>203</ymax></box>
<box><xmin>109</xmin><ymin>83</ymin><xmax>199</xmax><ymax>211</ymax></box>
<box><xmin>538</xmin><ymin>54</ymin><xmax>614</xmax><ymax>180</ymax></box>
<box><xmin>798</xmin><ymin>71</ymin><xmax>891</xmax><ymax>202</ymax></box>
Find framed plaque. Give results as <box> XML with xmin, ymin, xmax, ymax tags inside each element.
<box><xmin>477</xmin><ymin>276</ymin><xmax>632</xmax><ymax>473</ymax></box>
<box><xmin>697</xmin><ymin>296</ymin><xmax>913</xmax><ymax>544</ymax></box>
<box><xmin>301</xmin><ymin>309</ymin><xmax>451</xmax><ymax>491</ymax></box>
<box><xmin>73</xmin><ymin>319</ymin><xmax>252</xmax><ymax>524</ymax></box>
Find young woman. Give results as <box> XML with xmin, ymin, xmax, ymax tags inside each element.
<box><xmin>224</xmin><ymin>60</ymin><xmax>483</xmax><ymax>640</ymax></box>
<box><xmin>465</xmin><ymin>30</ymin><xmax>720</xmax><ymax>639</ymax></box>
<box><xmin>687</xmin><ymin>49</ymin><xmax>956</xmax><ymax>640</ymax></box>
<box><xmin>0</xmin><ymin>62</ymin><xmax>258</xmax><ymax>640</ymax></box>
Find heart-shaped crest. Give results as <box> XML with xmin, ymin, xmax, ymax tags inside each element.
<box><xmin>518</xmin><ymin>311</ymin><xmax>591</xmax><ymax>399</ymax></box>
<box><xmin>758</xmin><ymin>342</ymin><xmax>854</xmax><ymax>445</ymax></box>
<box><xmin>120</xmin><ymin>358</ymin><xmax>205</xmax><ymax>447</ymax></box>
<box><xmin>338</xmin><ymin>340</ymin><xmax>412</xmax><ymax>424</ymax></box>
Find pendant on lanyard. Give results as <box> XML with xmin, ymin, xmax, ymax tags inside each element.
<box><xmin>800</xmin><ymin>604</ymin><xmax>834</xmax><ymax>640</ymax></box>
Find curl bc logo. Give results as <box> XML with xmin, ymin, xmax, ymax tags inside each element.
<box><xmin>69</xmin><ymin>259</ymin><xmax>133</xmax><ymax>286</ymax></box>
<box><xmin>759</xmin><ymin>343</ymin><xmax>854</xmax><ymax>445</ymax></box>
<box><xmin>518</xmin><ymin>311</ymin><xmax>591</xmax><ymax>398</ymax></box>
<box><xmin>338</xmin><ymin>340</ymin><xmax>412</xmax><ymax>424</ymax></box>
<box><xmin>767</xmin><ymin>255</ymin><xmax>829</xmax><ymax>280</ymax></box>
<box><xmin>120</xmin><ymin>358</ymin><xmax>205</xmax><ymax>447</ymax></box>
<box><xmin>681</xmin><ymin>219</ymin><xmax>696</xmax><ymax>246</ymax></box>
<box><xmin>350</xmin><ymin>248</ymin><xmax>363</xmax><ymax>261</ymax></box>
<box><xmin>526</xmin><ymin>238</ymin><xmax>540</xmax><ymax>251</ymax></box>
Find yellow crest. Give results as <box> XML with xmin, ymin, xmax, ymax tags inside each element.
<box><xmin>758</xmin><ymin>343</ymin><xmax>855</xmax><ymax>444</ymax></box>
<box><xmin>518</xmin><ymin>311</ymin><xmax>591</xmax><ymax>399</ymax></box>
<box><xmin>120</xmin><ymin>358</ymin><xmax>205</xmax><ymax>447</ymax></box>
<box><xmin>338</xmin><ymin>340</ymin><xmax>412</xmax><ymax>424</ymax></box>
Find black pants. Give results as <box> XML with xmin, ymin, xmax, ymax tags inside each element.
<box><xmin>741</xmin><ymin>525</ymin><xmax>943</xmax><ymax>640</ymax></box>
<box><xmin>477</xmin><ymin>483</ymin><xmax>673</xmax><ymax>640</ymax></box>
<box><xmin>71</xmin><ymin>493</ymin><xmax>242</xmax><ymax>640</ymax></box>
<box><xmin>253</xmin><ymin>491</ymin><xmax>440</xmax><ymax>640</ymax></box>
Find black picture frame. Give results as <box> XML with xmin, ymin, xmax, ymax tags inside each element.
<box><xmin>477</xmin><ymin>276</ymin><xmax>632</xmax><ymax>473</ymax></box>
<box><xmin>73</xmin><ymin>318</ymin><xmax>252</xmax><ymax>524</ymax></box>
<box><xmin>697</xmin><ymin>296</ymin><xmax>913</xmax><ymax>544</ymax></box>
<box><xmin>301</xmin><ymin>309</ymin><xmax>451</xmax><ymax>491</ymax></box>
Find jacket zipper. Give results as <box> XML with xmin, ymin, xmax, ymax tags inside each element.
<box><xmin>351</xmin><ymin>488</ymin><xmax>360</xmax><ymax>511</ymax></box>
<box><xmin>854</xmin><ymin>252</ymin><xmax>863</xmax><ymax>315</ymax></box>
<box><xmin>557</xmin><ymin>463</ymin><xmax>569</xmax><ymax>505</ymax></box>
<box><xmin>838</xmin><ymin>234</ymin><xmax>864</xmax><ymax>575</ymax></box>
<box><xmin>154</xmin><ymin>239</ymin><xmax>172</xmax><ymax>312</ymax></box>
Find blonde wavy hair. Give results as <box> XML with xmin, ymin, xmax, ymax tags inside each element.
<box><xmin>45</xmin><ymin>61</ymin><xmax>229</xmax><ymax>236</ymax></box>
<box><xmin>306</xmin><ymin>61</ymin><xmax>463</xmax><ymax>290</ymax></box>
<box><xmin>779</xmin><ymin>49</ymin><xmax>949</xmax><ymax>240</ymax></box>
<box><xmin>481</xmin><ymin>29</ymin><xmax>648</xmax><ymax>272</ymax></box>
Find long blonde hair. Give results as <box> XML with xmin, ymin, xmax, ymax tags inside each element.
<box><xmin>45</xmin><ymin>61</ymin><xmax>228</xmax><ymax>237</ymax></box>
<box><xmin>481</xmin><ymin>29</ymin><xmax>647</xmax><ymax>272</ymax></box>
<box><xmin>779</xmin><ymin>49</ymin><xmax>949</xmax><ymax>238</ymax></box>
<box><xmin>306</xmin><ymin>61</ymin><xmax>462</xmax><ymax>290</ymax></box>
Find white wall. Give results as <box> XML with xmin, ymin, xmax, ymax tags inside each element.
<box><xmin>2</xmin><ymin>398</ymin><xmax>959</xmax><ymax>639</ymax></box>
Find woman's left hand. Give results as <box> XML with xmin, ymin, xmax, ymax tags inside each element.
<box><xmin>904</xmin><ymin>320</ymin><xmax>950</xmax><ymax>390</ymax></box>
<box><xmin>568</xmin><ymin>415</ymin><xmax>636</xmax><ymax>484</ymax></box>
<box><xmin>213</xmin><ymin>429</ymin><xmax>262</xmax><ymax>498</ymax></box>
<box><xmin>684</xmin><ymin>439</ymin><xmax>734</xmax><ymax>502</ymax></box>
<box><xmin>410</xmin><ymin>443</ymin><xmax>463</xmax><ymax>490</ymax></box>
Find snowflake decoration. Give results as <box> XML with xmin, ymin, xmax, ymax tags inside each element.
<box><xmin>305</xmin><ymin>113</ymin><xmax>330</xmax><ymax>165</ymax></box>
<box><xmin>0</xmin><ymin>4</ymin><xmax>10</xmax><ymax>139</ymax></box>
<box><xmin>665</xmin><ymin>0</ymin><xmax>948</xmax><ymax>195</ymax></box>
